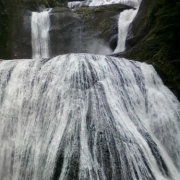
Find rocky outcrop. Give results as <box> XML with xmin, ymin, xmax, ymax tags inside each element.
<box><xmin>10</xmin><ymin>6</ymin><xmax>32</xmax><ymax>59</ymax></box>
<box><xmin>49</xmin><ymin>4</ymin><xmax>131</xmax><ymax>57</ymax></box>
<box><xmin>115</xmin><ymin>0</ymin><xmax>180</xmax><ymax>100</ymax></box>
<box><xmin>0</xmin><ymin>2</ymin><xmax>131</xmax><ymax>59</ymax></box>
<box><xmin>75</xmin><ymin>4</ymin><xmax>132</xmax><ymax>54</ymax></box>
<box><xmin>126</xmin><ymin>0</ymin><xmax>151</xmax><ymax>48</ymax></box>
<box><xmin>49</xmin><ymin>7</ymin><xmax>82</xmax><ymax>56</ymax></box>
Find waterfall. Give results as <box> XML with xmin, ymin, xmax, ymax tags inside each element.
<box><xmin>0</xmin><ymin>54</ymin><xmax>179</xmax><ymax>179</ymax></box>
<box><xmin>88</xmin><ymin>0</ymin><xmax>140</xmax><ymax>7</ymax></box>
<box><xmin>67</xmin><ymin>0</ymin><xmax>141</xmax><ymax>54</ymax></box>
<box><xmin>31</xmin><ymin>9</ymin><xmax>51</xmax><ymax>59</ymax></box>
<box><xmin>112</xmin><ymin>0</ymin><xmax>142</xmax><ymax>53</ymax></box>
<box><xmin>68</xmin><ymin>0</ymin><xmax>141</xmax><ymax>8</ymax></box>
<box><xmin>114</xmin><ymin>9</ymin><xmax>138</xmax><ymax>53</ymax></box>
<box><xmin>1</xmin><ymin>0</ymin><xmax>180</xmax><ymax>179</ymax></box>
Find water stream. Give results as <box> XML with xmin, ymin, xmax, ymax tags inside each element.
<box><xmin>31</xmin><ymin>9</ymin><xmax>51</xmax><ymax>59</ymax></box>
<box><xmin>0</xmin><ymin>54</ymin><xmax>179</xmax><ymax>179</ymax></box>
<box><xmin>114</xmin><ymin>9</ymin><xmax>138</xmax><ymax>53</ymax></box>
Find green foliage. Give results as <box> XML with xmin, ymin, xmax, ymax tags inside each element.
<box><xmin>125</xmin><ymin>0</ymin><xmax>180</xmax><ymax>99</ymax></box>
<box><xmin>76</xmin><ymin>4</ymin><xmax>130</xmax><ymax>39</ymax></box>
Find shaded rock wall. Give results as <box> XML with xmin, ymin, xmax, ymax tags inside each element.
<box><xmin>75</xmin><ymin>5</ymin><xmax>131</xmax><ymax>53</ymax></box>
<box><xmin>49</xmin><ymin>4</ymin><xmax>131</xmax><ymax>56</ymax></box>
<box><xmin>126</xmin><ymin>0</ymin><xmax>151</xmax><ymax>48</ymax></box>
<box><xmin>49</xmin><ymin>7</ymin><xmax>82</xmax><ymax>56</ymax></box>
<box><xmin>0</xmin><ymin>0</ymin><xmax>68</xmax><ymax>59</ymax></box>
<box><xmin>0</xmin><ymin>2</ymin><xmax>131</xmax><ymax>59</ymax></box>
<box><xmin>114</xmin><ymin>0</ymin><xmax>180</xmax><ymax>100</ymax></box>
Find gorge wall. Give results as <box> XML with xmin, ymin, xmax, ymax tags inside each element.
<box><xmin>0</xmin><ymin>0</ymin><xmax>179</xmax><ymax>100</ymax></box>
<box><xmin>0</xmin><ymin>0</ymin><xmax>131</xmax><ymax>59</ymax></box>
<box><xmin>121</xmin><ymin>0</ymin><xmax>180</xmax><ymax>100</ymax></box>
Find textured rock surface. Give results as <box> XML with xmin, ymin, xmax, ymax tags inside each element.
<box><xmin>49</xmin><ymin>7</ymin><xmax>82</xmax><ymax>56</ymax></box>
<box><xmin>115</xmin><ymin>0</ymin><xmax>180</xmax><ymax>100</ymax></box>
<box><xmin>1</xmin><ymin>3</ymin><xmax>131</xmax><ymax>59</ymax></box>
<box><xmin>126</xmin><ymin>0</ymin><xmax>151</xmax><ymax>48</ymax></box>
<box><xmin>75</xmin><ymin>4</ymin><xmax>132</xmax><ymax>53</ymax></box>
<box><xmin>10</xmin><ymin>7</ymin><xmax>32</xmax><ymax>59</ymax></box>
<box><xmin>48</xmin><ymin>4</ymin><xmax>132</xmax><ymax>57</ymax></box>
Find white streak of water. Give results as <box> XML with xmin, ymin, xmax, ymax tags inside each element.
<box><xmin>0</xmin><ymin>54</ymin><xmax>179</xmax><ymax>180</ymax></box>
<box><xmin>68</xmin><ymin>0</ymin><xmax>141</xmax><ymax>9</ymax></box>
<box><xmin>31</xmin><ymin>9</ymin><xmax>51</xmax><ymax>59</ymax></box>
<box><xmin>114</xmin><ymin>9</ymin><xmax>138</xmax><ymax>53</ymax></box>
<box><xmin>89</xmin><ymin>0</ymin><xmax>140</xmax><ymax>7</ymax></box>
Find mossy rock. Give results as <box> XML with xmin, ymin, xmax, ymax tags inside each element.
<box><xmin>117</xmin><ymin>0</ymin><xmax>180</xmax><ymax>100</ymax></box>
<box><xmin>75</xmin><ymin>4</ymin><xmax>132</xmax><ymax>46</ymax></box>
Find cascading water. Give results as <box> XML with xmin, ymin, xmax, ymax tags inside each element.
<box><xmin>114</xmin><ymin>9</ymin><xmax>138</xmax><ymax>53</ymax></box>
<box><xmin>31</xmin><ymin>9</ymin><xmax>51</xmax><ymax>59</ymax></box>
<box><xmin>68</xmin><ymin>0</ymin><xmax>140</xmax><ymax>8</ymax></box>
<box><xmin>0</xmin><ymin>54</ymin><xmax>179</xmax><ymax>179</ymax></box>
<box><xmin>67</xmin><ymin>0</ymin><xmax>141</xmax><ymax>54</ymax></box>
<box><xmin>0</xmin><ymin>0</ymin><xmax>180</xmax><ymax>179</ymax></box>
<box><xmin>113</xmin><ymin>0</ymin><xmax>142</xmax><ymax>53</ymax></box>
<box><xmin>88</xmin><ymin>0</ymin><xmax>140</xmax><ymax>7</ymax></box>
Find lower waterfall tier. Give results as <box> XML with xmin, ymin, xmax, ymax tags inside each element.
<box><xmin>0</xmin><ymin>54</ymin><xmax>179</xmax><ymax>180</ymax></box>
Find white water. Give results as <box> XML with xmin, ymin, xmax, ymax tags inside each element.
<box><xmin>67</xmin><ymin>0</ymin><xmax>141</xmax><ymax>54</ymax></box>
<box><xmin>68</xmin><ymin>1</ymin><xmax>83</xmax><ymax>9</ymax></box>
<box><xmin>114</xmin><ymin>9</ymin><xmax>138</xmax><ymax>53</ymax></box>
<box><xmin>112</xmin><ymin>0</ymin><xmax>142</xmax><ymax>53</ymax></box>
<box><xmin>68</xmin><ymin>0</ymin><xmax>141</xmax><ymax>9</ymax></box>
<box><xmin>0</xmin><ymin>54</ymin><xmax>179</xmax><ymax>179</ymax></box>
<box><xmin>89</xmin><ymin>0</ymin><xmax>140</xmax><ymax>7</ymax></box>
<box><xmin>31</xmin><ymin>9</ymin><xmax>51</xmax><ymax>59</ymax></box>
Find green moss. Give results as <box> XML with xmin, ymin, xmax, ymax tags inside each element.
<box><xmin>76</xmin><ymin>4</ymin><xmax>130</xmax><ymax>40</ymax></box>
<box><xmin>0</xmin><ymin>1</ymin><xmax>20</xmax><ymax>58</ymax></box>
<box><xmin>124</xmin><ymin>0</ymin><xmax>180</xmax><ymax>99</ymax></box>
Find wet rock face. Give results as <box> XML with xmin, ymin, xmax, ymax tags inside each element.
<box><xmin>49</xmin><ymin>7</ymin><xmax>82</xmax><ymax>56</ymax></box>
<box><xmin>11</xmin><ymin>12</ymin><xmax>32</xmax><ymax>59</ymax></box>
<box><xmin>6</xmin><ymin>3</ymin><xmax>131</xmax><ymax>59</ymax></box>
<box><xmin>49</xmin><ymin>4</ymin><xmax>131</xmax><ymax>57</ymax></box>
<box><xmin>74</xmin><ymin>4</ymin><xmax>132</xmax><ymax>54</ymax></box>
<box><xmin>126</xmin><ymin>0</ymin><xmax>151</xmax><ymax>49</ymax></box>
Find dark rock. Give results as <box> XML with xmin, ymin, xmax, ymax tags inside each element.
<box><xmin>126</xmin><ymin>0</ymin><xmax>152</xmax><ymax>49</ymax></box>
<box><xmin>49</xmin><ymin>7</ymin><xmax>82</xmax><ymax>56</ymax></box>
<box><xmin>4</xmin><ymin>1</ymin><xmax>47</xmax><ymax>59</ymax></box>
<box><xmin>2</xmin><ymin>2</ymin><xmax>132</xmax><ymax>59</ymax></box>
<box><xmin>9</xmin><ymin>2</ymin><xmax>38</xmax><ymax>59</ymax></box>
<box><xmin>48</xmin><ymin>4</ymin><xmax>132</xmax><ymax>57</ymax></box>
<box><xmin>75</xmin><ymin>4</ymin><xmax>132</xmax><ymax>54</ymax></box>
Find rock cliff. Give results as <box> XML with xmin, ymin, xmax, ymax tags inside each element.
<box><xmin>115</xmin><ymin>0</ymin><xmax>180</xmax><ymax>99</ymax></box>
<box><xmin>0</xmin><ymin>1</ymin><xmax>131</xmax><ymax>58</ymax></box>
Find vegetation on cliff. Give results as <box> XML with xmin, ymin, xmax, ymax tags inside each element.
<box><xmin>124</xmin><ymin>0</ymin><xmax>180</xmax><ymax>99</ymax></box>
<box><xmin>75</xmin><ymin>4</ymin><xmax>131</xmax><ymax>42</ymax></box>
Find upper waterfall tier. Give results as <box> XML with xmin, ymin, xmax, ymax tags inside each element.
<box><xmin>89</xmin><ymin>0</ymin><xmax>141</xmax><ymax>7</ymax></box>
<box><xmin>0</xmin><ymin>54</ymin><xmax>179</xmax><ymax>180</ymax></box>
<box><xmin>114</xmin><ymin>8</ymin><xmax>138</xmax><ymax>53</ymax></box>
<box><xmin>31</xmin><ymin>9</ymin><xmax>51</xmax><ymax>59</ymax></box>
<box><xmin>68</xmin><ymin>0</ymin><xmax>141</xmax><ymax>8</ymax></box>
